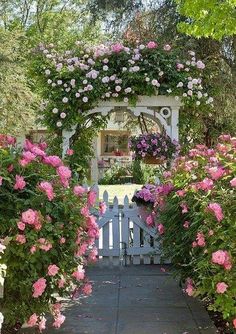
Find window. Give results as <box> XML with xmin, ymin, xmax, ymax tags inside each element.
<box><xmin>28</xmin><ymin>130</ymin><xmax>48</xmax><ymax>143</ymax></box>
<box><xmin>101</xmin><ymin>130</ymin><xmax>130</xmax><ymax>156</ymax></box>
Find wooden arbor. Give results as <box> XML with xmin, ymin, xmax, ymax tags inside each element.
<box><xmin>62</xmin><ymin>95</ymin><xmax>182</xmax><ymax>183</ymax></box>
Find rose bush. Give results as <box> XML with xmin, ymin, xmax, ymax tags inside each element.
<box><xmin>155</xmin><ymin>135</ymin><xmax>236</xmax><ymax>331</ymax></box>
<box><xmin>34</xmin><ymin>41</ymin><xmax>213</xmax><ymax>131</ymax></box>
<box><xmin>0</xmin><ymin>135</ymin><xmax>101</xmax><ymax>332</ymax></box>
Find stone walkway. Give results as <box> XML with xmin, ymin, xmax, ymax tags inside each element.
<box><xmin>21</xmin><ymin>265</ymin><xmax>217</xmax><ymax>334</ymax></box>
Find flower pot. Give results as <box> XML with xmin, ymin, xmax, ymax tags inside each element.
<box><xmin>143</xmin><ymin>156</ymin><xmax>165</xmax><ymax>164</ymax></box>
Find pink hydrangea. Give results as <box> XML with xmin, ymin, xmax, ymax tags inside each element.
<box><xmin>147</xmin><ymin>41</ymin><xmax>157</xmax><ymax>49</ymax></box>
<box><xmin>32</xmin><ymin>278</ymin><xmax>47</xmax><ymax>298</ymax></box>
<box><xmin>48</xmin><ymin>264</ymin><xmax>59</xmax><ymax>276</ymax></box>
<box><xmin>73</xmin><ymin>185</ymin><xmax>86</xmax><ymax>196</ymax></box>
<box><xmin>27</xmin><ymin>313</ymin><xmax>38</xmax><ymax>327</ymax></box>
<box><xmin>53</xmin><ymin>314</ymin><xmax>65</xmax><ymax>328</ymax></box>
<box><xmin>207</xmin><ymin>203</ymin><xmax>224</xmax><ymax>222</ymax></box>
<box><xmin>38</xmin><ymin>181</ymin><xmax>55</xmax><ymax>201</ymax></box>
<box><xmin>14</xmin><ymin>175</ymin><xmax>26</xmax><ymax>190</ymax></box>
<box><xmin>56</xmin><ymin>166</ymin><xmax>72</xmax><ymax>187</ymax></box>
<box><xmin>216</xmin><ymin>282</ymin><xmax>228</xmax><ymax>294</ymax></box>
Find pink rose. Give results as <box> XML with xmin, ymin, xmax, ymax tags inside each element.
<box><xmin>146</xmin><ymin>215</ymin><xmax>154</xmax><ymax>226</ymax></box>
<box><xmin>212</xmin><ymin>250</ymin><xmax>226</xmax><ymax>265</ymax></box>
<box><xmin>207</xmin><ymin>203</ymin><xmax>224</xmax><ymax>222</ymax></box>
<box><xmin>58</xmin><ymin>278</ymin><xmax>66</xmax><ymax>288</ymax></box>
<box><xmin>72</xmin><ymin>266</ymin><xmax>85</xmax><ymax>281</ymax></box>
<box><xmin>56</xmin><ymin>166</ymin><xmax>72</xmax><ymax>187</ymax></box>
<box><xmin>43</xmin><ymin>155</ymin><xmax>62</xmax><ymax>168</ymax></box>
<box><xmin>48</xmin><ymin>264</ymin><xmax>59</xmax><ymax>276</ymax></box>
<box><xmin>73</xmin><ymin>185</ymin><xmax>86</xmax><ymax>196</ymax></box>
<box><xmin>16</xmin><ymin>234</ymin><xmax>26</xmax><ymax>244</ymax></box>
<box><xmin>66</xmin><ymin>149</ymin><xmax>74</xmax><ymax>156</ymax></box>
<box><xmin>157</xmin><ymin>224</ymin><xmax>164</xmax><ymax>234</ymax></box>
<box><xmin>196</xmin><ymin>232</ymin><xmax>206</xmax><ymax>247</ymax></box>
<box><xmin>21</xmin><ymin>209</ymin><xmax>38</xmax><ymax>225</ymax></box>
<box><xmin>0</xmin><ymin>176</ymin><xmax>3</xmax><ymax>186</ymax></box>
<box><xmin>38</xmin><ymin>181</ymin><xmax>55</xmax><ymax>201</ymax></box>
<box><xmin>82</xmin><ymin>283</ymin><xmax>92</xmax><ymax>295</ymax></box>
<box><xmin>87</xmin><ymin>190</ymin><xmax>97</xmax><ymax>206</ymax></box>
<box><xmin>99</xmin><ymin>201</ymin><xmax>107</xmax><ymax>215</ymax></box>
<box><xmin>233</xmin><ymin>319</ymin><xmax>236</xmax><ymax>329</ymax></box>
<box><xmin>17</xmin><ymin>221</ymin><xmax>25</xmax><ymax>231</ymax></box>
<box><xmin>32</xmin><ymin>278</ymin><xmax>47</xmax><ymax>298</ymax></box>
<box><xmin>59</xmin><ymin>237</ymin><xmax>66</xmax><ymax>244</ymax></box>
<box><xmin>216</xmin><ymin>282</ymin><xmax>228</xmax><ymax>294</ymax></box>
<box><xmin>53</xmin><ymin>314</ymin><xmax>65</xmax><ymax>328</ymax></box>
<box><xmin>38</xmin><ymin>317</ymin><xmax>46</xmax><ymax>332</ymax></box>
<box><xmin>230</xmin><ymin>177</ymin><xmax>236</xmax><ymax>187</ymax></box>
<box><xmin>14</xmin><ymin>175</ymin><xmax>26</xmax><ymax>190</ymax></box>
<box><xmin>183</xmin><ymin>221</ymin><xmax>190</xmax><ymax>229</ymax></box>
<box><xmin>27</xmin><ymin>313</ymin><xmax>38</xmax><ymax>327</ymax></box>
<box><xmin>147</xmin><ymin>41</ymin><xmax>157</xmax><ymax>49</ymax></box>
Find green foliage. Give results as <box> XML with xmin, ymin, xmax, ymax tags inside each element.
<box><xmin>99</xmin><ymin>163</ymin><xmax>133</xmax><ymax>185</ymax></box>
<box><xmin>175</xmin><ymin>0</ymin><xmax>236</xmax><ymax>40</ymax></box>
<box><xmin>157</xmin><ymin>135</ymin><xmax>236</xmax><ymax>329</ymax></box>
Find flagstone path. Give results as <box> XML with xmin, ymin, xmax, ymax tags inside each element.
<box><xmin>21</xmin><ymin>265</ymin><xmax>217</xmax><ymax>334</ymax></box>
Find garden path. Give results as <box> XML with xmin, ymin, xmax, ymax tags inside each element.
<box><xmin>20</xmin><ymin>265</ymin><xmax>217</xmax><ymax>334</ymax></box>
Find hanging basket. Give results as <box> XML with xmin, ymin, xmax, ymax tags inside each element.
<box><xmin>143</xmin><ymin>156</ymin><xmax>165</xmax><ymax>165</ymax></box>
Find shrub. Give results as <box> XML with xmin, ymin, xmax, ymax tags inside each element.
<box><xmin>156</xmin><ymin>135</ymin><xmax>236</xmax><ymax>330</ymax></box>
<box><xmin>0</xmin><ymin>135</ymin><xmax>100</xmax><ymax>332</ymax></box>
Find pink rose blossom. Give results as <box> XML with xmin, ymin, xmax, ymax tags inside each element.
<box><xmin>48</xmin><ymin>264</ymin><xmax>59</xmax><ymax>276</ymax></box>
<box><xmin>16</xmin><ymin>234</ymin><xmax>26</xmax><ymax>244</ymax></box>
<box><xmin>27</xmin><ymin>313</ymin><xmax>38</xmax><ymax>327</ymax></box>
<box><xmin>212</xmin><ymin>250</ymin><xmax>232</xmax><ymax>270</ymax></box>
<box><xmin>21</xmin><ymin>209</ymin><xmax>38</xmax><ymax>225</ymax></box>
<box><xmin>216</xmin><ymin>282</ymin><xmax>228</xmax><ymax>294</ymax></box>
<box><xmin>87</xmin><ymin>190</ymin><xmax>97</xmax><ymax>206</ymax></box>
<box><xmin>72</xmin><ymin>266</ymin><xmax>85</xmax><ymax>281</ymax></box>
<box><xmin>53</xmin><ymin>314</ymin><xmax>66</xmax><ymax>328</ymax></box>
<box><xmin>59</xmin><ymin>237</ymin><xmax>66</xmax><ymax>244</ymax></box>
<box><xmin>58</xmin><ymin>278</ymin><xmax>66</xmax><ymax>288</ymax></box>
<box><xmin>158</xmin><ymin>224</ymin><xmax>165</xmax><ymax>234</ymax></box>
<box><xmin>38</xmin><ymin>181</ymin><xmax>55</xmax><ymax>201</ymax></box>
<box><xmin>17</xmin><ymin>221</ymin><xmax>25</xmax><ymax>231</ymax></box>
<box><xmin>82</xmin><ymin>283</ymin><xmax>92</xmax><ymax>295</ymax></box>
<box><xmin>147</xmin><ymin>41</ymin><xmax>157</xmax><ymax>49</ymax></box>
<box><xmin>38</xmin><ymin>317</ymin><xmax>46</xmax><ymax>332</ymax></box>
<box><xmin>57</xmin><ymin>166</ymin><xmax>72</xmax><ymax>187</ymax></box>
<box><xmin>99</xmin><ymin>201</ymin><xmax>107</xmax><ymax>215</ymax></box>
<box><xmin>66</xmin><ymin>149</ymin><xmax>74</xmax><ymax>155</ymax></box>
<box><xmin>14</xmin><ymin>175</ymin><xmax>26</xmax><ymax>190</ymax></box>
<box><xmin>73</xmin><ymin>185</ymin><xmax>86</xmax><ymax>196</ymax></box>
<box><xmin>207</xmin><ymin>203</ymin><xmax>224</xmax><ymax>222</ymax></box>
<box><xmin>196</xmin><ymin>232</ymin><xmax>206</xmax><ymax>247</ymax></box>
<box><xmin>180</xmin><ymin>203</ymin><xmax>189</xmax><ymax>214</ymax></box>
<box><xmin>32</xmin><ymin>278</ymin><xmax>47</xmax><ymax>298</ymax></box>
<box><xmin>30</xmin><ymin>245</ymin><xmax>37</xmax><ymax>254</ymax></box>
<box><xmin>146</xmin><ymin>215</ymin><xmax>154</xmax><ymax>226</ymax></box>
<box><xmin>43</xmin><ymin>155</ymin><xmax>62</xmax><ymax>168</ymax></box>
<box><xmin>183</xmin><ymin>221</ymin><xmax>190</xmax><ymax>229</ymax></box>
<box><xmin>230</xmin><ymin>177</ymin><xmax>236</xmax><ymax>187</ymax></box>
<box><xmin>88</xmin><ymin>247</ymin><xmax>98</xmax><ymax>262</ymax></box>
<box><xmin>233</xmin><ymin>319</ymin><xmax>236</xmax><ymax>329</ymax></box>
<box><xmin>81</xmin><ymin>206</ymin><xmax>89</xmax><ymax>217</ymax></box>
<box><xmin>0</xmin><ymin>176</ymin><xmax>3</xmax><ymax>186</ymax></box>
<box><xmin>185</xmin><ymin>279</ymin><xmax>195</xmax><ymax>296</ymax></box>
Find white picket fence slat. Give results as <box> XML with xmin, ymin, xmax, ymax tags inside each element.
<box><xmin>93</xmin><ymin>186</ymin><xmax>165</xmax><ymax>266</ymax></box>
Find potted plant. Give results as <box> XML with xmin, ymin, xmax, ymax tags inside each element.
<box><xmin>129</xmin><ymin>132</ymin><xmax>179</xmax><ymax>164</ymax></box>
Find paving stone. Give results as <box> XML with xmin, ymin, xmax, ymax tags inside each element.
<box><xmin>19</xmin><ymin>265</ymin><xmax>217</xmax><ymax>334</ymax></box>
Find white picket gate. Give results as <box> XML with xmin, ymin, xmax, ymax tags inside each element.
<box><xmin>93</xmin><ymin>188</ymin><xmax>162</xmax><ymax>266</ymax></box>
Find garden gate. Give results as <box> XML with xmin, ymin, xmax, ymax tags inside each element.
<box><xmin>94</xmin><ymin>188</ymin><xmax>163</xmax><ymax>266</ymax></box>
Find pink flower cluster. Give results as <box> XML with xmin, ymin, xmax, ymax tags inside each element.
<box><xmin>212</xmin><ymin>250</ymin><xmax>232</xmax><ymax>270</ymax></box>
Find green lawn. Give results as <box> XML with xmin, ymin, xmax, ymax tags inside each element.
<box><xmin>98</xmin><ymin>184</ymin><xmax>141</xmax><ymax>204</ymax></box>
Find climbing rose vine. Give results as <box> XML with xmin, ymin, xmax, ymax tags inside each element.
<box><xmin>34</xmin><ymin>41</ymin><xmax>213</xmax><ymax>131</ymax></box>
<box><xmin>0</xmin><ymin>135</ymin><xmax>102</xmax><ymax>332</ymax></box>
<box><xmin>155</xmin><ymin>135</ymin><xmax>236</xmax><ymax>330</ymax></box>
